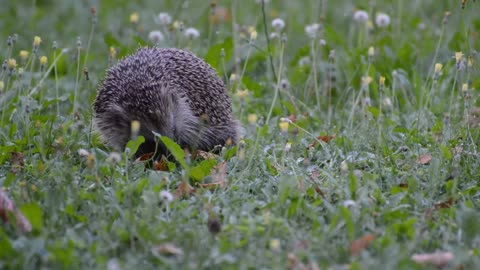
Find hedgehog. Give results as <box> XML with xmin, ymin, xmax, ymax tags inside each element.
<box><xmin>93</xmin><ymin>47</ymin><xmax>241</xmax><ymax>158</ymax></box>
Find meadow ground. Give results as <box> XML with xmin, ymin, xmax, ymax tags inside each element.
<box><xmin>1</xmin><ymin>0</ymin><xmax>480</xmax><ymax>269</ymax></box>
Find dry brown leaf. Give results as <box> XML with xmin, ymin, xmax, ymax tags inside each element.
<box><xmin>136</xmin><ymin>152</ymin><xmax>154</xmax><ymax>161</ymax></box>
<box><xmin>151</xmin><ymin>243</ymin><xmax>184</xmax><ymax>257</ymax></box>
<box><xmin>411</xmin><ymin>251</ymin><xmax>454</xmax><ymax>267</ymax></box>
<box><xmin>307</xmin><ymin>134</ymin><xmax>336</xmax><ymax>149</ymax></box>
<box><xmin>10</xmin><ymin>151</ymin><xmax>24</xmax><ymax>173</ymax></box>
<box><xmin>425</xmin><ymin>198</ymin><xmax>456</xmax><ymax>218</ymax></box>
<box><xmin>176</xmin><ymin>182</ymin><xmax>195</xmax><ymax>198</ymax></box>
<box><xmin>211</xmin><ymin>162</ymin><xmax>227</xmax><ymax>184</ymax></box>
<box><xmin>349</xmin><ymin>234</ymin><xmax>375</xmax><ymax>256</ymax></box>
<box><xmin>194</xmin><ymin>150</ymin><xmax>219</xmax><ymax>160</ymax></box>
<box><xmin>416</xmin><ymin>154</ymin><xmax>432</xmax><ymax>165</ymax></box>
<box><xmin>0</xmin><ymin>190</ymin><xmax>32</xmax><ymax>233</ymax></box>
<box><xmin>153</xmin><ymin>158</ymin><xmax>169</xmax><ymax>171</ymax></box>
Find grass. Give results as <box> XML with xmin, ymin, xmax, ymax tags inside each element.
<box><xmin>1</xmin><ymin>0</ymin><xmax>480</xmax><ymax>269</ymax></box>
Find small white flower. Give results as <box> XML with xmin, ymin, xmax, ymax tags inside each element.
<box><xmin>184</xmin><ymin>27</ymin><xmax>200</xmax><ymax>39</ymax></box>
<box><xmin>298</xmin><ymin>56</ymin><xmax>310</xmax><ymax>66</ymax></box>
<box><xmin>107</xmin><ymin>152</ymin><xmax>122</xmax><ymax>164</ymax></box>
<box><xmin>255</xmin><ymin>0</ymin><xmax>270</xmax><ymax>4</ymax></box>
<box><xmin>78</xmin><ymin>148</ymin><xmax>90</xmax><ymax>157</ymax></box>
<box><xmin>383</xmin><ymin>97</ymin><xmax>392</xmax><ymax>109</ymax></box>
<box><xmin>375</xmin><ymin>12</ymin><xmax>391</xmax><ymax>28</ymax></box>
<box><xmin>160</xmin><ymin>190</ymin><xmax>174</xmax><ymax>203</ymax></box>
<box><xmin>353</xmin><ymin>10</ymin><xmax>369</xmax><ymax>23</ymax></box>
<box><xmin>271</xmin><ymin>18</ymin><xmax>285</xmax><ymax>31</ymax></box>
<box><xmin>343</xmin><ymin>200</ymin><xmax>356</xmax><ymax>208</ymax></box>
<box><xmin>269</xmin><ymin>32</ymin><xmax>280</xmax><ymax>39</ymax></box>
<box><xmin>319</xmin><ymin>39</ymin><xmax>326</xmax><ymax>46</ymax></box>
<box><xmin>304</xmin><ymin>23</ymin><xmax>321</xmax><ymax>39</ymax></box>
<box><xmin>148</xmin><ymin>31</ymin><xmax>164</xmax><ymax>43</ymax></box>
<box><xmin>156</xmin><ymin>12</ymin><xmax>172</xmax><ymax>25</ymax></box>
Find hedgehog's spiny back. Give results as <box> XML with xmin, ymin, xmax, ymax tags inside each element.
<box><xmin>93</xmin><ymin>47</ymin><xmax>239</xmax><ymax>157</ymax></box>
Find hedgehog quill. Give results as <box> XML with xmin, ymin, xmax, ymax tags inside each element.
<box><xmin>93</xmin><ymin>48</ymin><xmax>241</xmax><ymax>158</ymax></box>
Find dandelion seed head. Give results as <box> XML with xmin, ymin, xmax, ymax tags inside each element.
<box><xmin>375</xmin><ymin>12</ymin><xmax>391</xmax><ymax>27</ymax></box>
<box><xmin>156</xmin><ymin>12</ymin><xmax>172</xmax><ymax>25</ymax></box>
<box><xmin>160</xmin><ymin>190</ymin><xmax>174</xmax><ymax>202</ymax></box>
<box><xmin>184</xmin><ymin>27</ymin><xmax>200</xmax><ymax>39</ymax></box>
<box><xmin>353</xmin><ymin>10</ymin><xmax>369</xmax><ymax>23</ymax></box>
<box><xmin>78</xmin><ymin>148</ymin><xmax>90</xmax><ymax>157</ymax></box>
<box><xmin>107</xmin><ymin>152</ymin><xmax>122</xmax><ymax>164</ymax></box>
<box><xmin>148</xmin><ymin>31</ymin><xmax>164</xmax><ymax>43</ymax></box>
<box><xmin>271</xmin><ymin>18</ymin><xmax>285</xmax><ymax>31</ymax></box>
<box><xmin>305</xmin><ymin>23</ymin><xmax>321</xmax><ymax>39</ymax></box>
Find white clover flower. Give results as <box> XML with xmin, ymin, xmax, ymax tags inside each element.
<box><xmin>78</xmin><ymin>148</ymin><xmax>90</xmax><ymax>157</ymax></box>
<box><xmin>155</xmin><ymin>12</ymin><xmax>172</xmax><ymax>25</ymax></box>
<box><xmin>107</xmin><ymin>152</ymin><xmax>122</xmax><ymax>164</ymax></box>
<box><xmin>298</xmin><ymin>56</ymin><xmax>310</xmax><ymax>66</ymax></box>
<box><xmin>319</xmin><ymin>39</ymin><xmax>326</xmax><ymax>46</ymax></box>
<box><xmin>343</xmin><ymin>200</ymin><xmax>356</xmax><ymax>208</ymax></box>
<box><xmin>148</xmin><ymin>31</ymin><xmax>164</xmax><ymax>43</ymax></box>
<box><xmin>271</xmin><ymin>18</ymin><xmax>285</xmax><ymax>31</ymax></box>
<box><xmin>304</xmin><ymin>23</ymin><xmax>321</xmax><ymax>39</ymax></box>
<box><xmin>160</xmin><ymin>190</ymin><xmax>174</xmax><ymax>203</ymax></box>
<box><xmin>269</xmin><ymin>32</ymin><xmax>280</xmax><ymax>39</ymax></box>
<box><xmin>184</xmin><ymin>27</ymin><xmax>200</xmax><ymax>39</ymax></box>
<box><xmin>353</xmin><ymin>10</ymin><xmax>369</xmax><ymax>23</ymax></box>
<box><xmin>375</xmin><ymin>12</ymin><xmax>391</xmax><ymax>28</ymax></box>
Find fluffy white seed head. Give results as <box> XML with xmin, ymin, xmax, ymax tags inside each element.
<box><xmin>184</xmin><ymin>27</ymin><xmax>200</xmax><ymax>40</ymax></box>
<box><xmin>271</xmin><ymin>18</ymin><xmax>285</xmax><ymax>31</ymax></box>
<box><xmin>375</xmin><ymin>12</ymin><xmax>391</xmax><ymax>27</ymax></box>
<box><xmin>353</xmin><ymin>10</ymin><xmax>369</xmax><ymax>23</ymax></box>
<box><xmin>156</xmin><ymin>12</ymin><xmax>172</xmax><ymax>25</ymax></box>
<box><xmin>148</xmin><ymin>31</ymin><xmax>164</xmax><ymax>43</ymax></box>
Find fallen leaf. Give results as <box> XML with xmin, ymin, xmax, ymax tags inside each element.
<box><xmin>194</xmin><ymin>150</ymin><xmax>219</xmax><ymax>160</ymax></box>
<box><xmin>398</xmin><ymin>183</ymin><xmax>409</xmax><ymax>188</ymax></box>
<box><xmin>425</xmin><ymin>198</ymin><xmax>456</xmax><ymax>219</ymax></box>
<box><xmin>411</xmin><ymin>251</ymin><xmax>454</xmax><ymax>267</ymax></box>
<box><xmin>176</xmin><ymin>182</ymin><xmax>195</xmax><ymax>198</ymax></box>
<box><xmin>288</xmin><ymin>114</ymin><xmax>297</xmax><ymax>123</ymax></box>
<box><xmin>211</xmin><ymin>162</ymin><xmax>227</xmax><ymax>184</ymax></box>
<box><xmin>197</xmin><ymin>162</ymin><xmax>226</xmax><ymax>188</ymax></box>
<box><xmin>350</xmin><ymin>234</ymin><xmax>375</xmax><ymax>256</ymax></box>
<box><xmin>0</xmin><ymin>190</ymin><xmax>32</xmax><ymax>233</ymax></box>
<box><xmin>153</xmin><ymin>158</ymin><xmax>169</xmax><ymax>171</ymax></box>
<box><xmin>416</xmin><ymin>154</ymin><xmax>432</xmax><ymax>165</ymax></box>
<box><xmin>136</xmin><ymin>152</ymin><xmax>154</xmax><ymax>161</ymax></box>
<box><xmin>151</xmin><ymin>243</ymin><xmax>184</xmax><ymax>257</ymax></box>
<box><xmin>307</xmin><ymin>134</ymin><xmax>336</xmax><ymax>149</ymax></box>
<box><xmin>10</xmin><ymin>152</ymin><xmax>24</xmax><ymax>173</ymax></box>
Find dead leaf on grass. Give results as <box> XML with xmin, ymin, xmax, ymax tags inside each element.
<box><xmin>151</xmin><ymin>243</ymin><xmax>184</xmax><ymax>257</ymax></box>
<box><xmin>416</xmin><ymin>154</ymin><xmax>432</xmax><ymax>165</ymax></box>
<box><xmin>350</xmin><ymin>234</ymin><xmax>375</xmax><ymax>256</ymax></box>
<box><xmin>176</xmin><ymin>182</ymin><xmax>195</xmax><ymax>198</ymax></box>
<box><xmin>411</xmin><ymin>251</ymin><xmax>454</xmax><ymax>268</ymax></box>
<box><xmin>10</xmin><ymin>151</ymin><xmax>24</xmax><ymax>173</ymax></box>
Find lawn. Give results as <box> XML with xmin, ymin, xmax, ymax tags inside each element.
<box><xmin>1</xmin><ymin>0</ymin><xmax>480</xmax><ymax>269</ymax></box>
